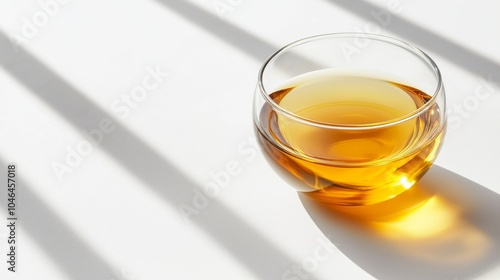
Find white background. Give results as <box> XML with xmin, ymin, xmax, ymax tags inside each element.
<box><xmin>0</xmin><ymin>0</ymin><xmax>499</xmax><ymax>279</ymax></box>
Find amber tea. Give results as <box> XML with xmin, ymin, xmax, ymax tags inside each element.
<box><xmin>253</xmin><ymin>33</ymin><xmax>446</xmax><ymax>205</ymax></box>
<box><xmin>256</xmin><ymin>70</ymin><xmax>445</xmax><ymax>205</ymax></box>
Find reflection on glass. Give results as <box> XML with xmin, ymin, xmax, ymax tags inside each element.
<box><xmin>254</xmin><ymin>34</ymin><xmax>447</xmax><ymax>205</ymax></box>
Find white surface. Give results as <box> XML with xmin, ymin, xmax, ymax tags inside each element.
<box><xmin>0</xmin><ymin>0</ymin><xmax>499</xmax><ymax>279</ymax></box>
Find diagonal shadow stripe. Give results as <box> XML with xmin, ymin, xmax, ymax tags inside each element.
<box><xmin>327</xmin><ymin>0</ymin><xmax>500</xmax><ymax>79</ymax></box>
<box><xmin>0</xmin><ymin>33</ymin><xmax>317</xmax><ymax>279</ymax></box>
<box><xmin>154</xmin><ymin>0</ymin><xmax>275</xmax><ymax>61</ymax></box>
<box><xmin>0</xmin><ymin>160</ymin><xmax>117</xmax><ymax>280</ymax></box>
<box><xmin>153</xmin><ymin>0</ymin><xmax>336</xmax><ymax>79</ymax></box>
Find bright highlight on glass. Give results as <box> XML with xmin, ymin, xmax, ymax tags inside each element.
<box><xmin>253</xmin><ymin>33</ymin><xmax>447</xmax><ymax>205</ymax></box>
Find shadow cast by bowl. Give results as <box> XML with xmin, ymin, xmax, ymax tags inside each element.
<box><xmin>299</xmin><ymin>165</ymin><xmax>500</xmax><ymax>280</ymax></box>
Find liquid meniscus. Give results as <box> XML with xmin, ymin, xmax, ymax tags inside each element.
<box><xmin>256</xmin><ymin>70</ymin><xmax>446</xmax><ymax>205</ymax></box>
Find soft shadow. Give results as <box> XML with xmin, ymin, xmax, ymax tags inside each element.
<box><xmin>154</xmin><ymin>0</ymin><xmax>323</xmax><ymax>72</ymax></box>
<box><xmin>0</xmin><ymin>159</ymin><xmax>117</xmax><ymax>280</ymax></box>
<box><xmin>155</xmin><ymin>0</ymin><xmax>274</xmax><ymax>61</ymax></box>
<box><xmin>299</xmin><ymin>165</ymin><xmax>500</xmax><ymax>280</ymax></box>
<box><xmin>0</xmin><ymin>33</ymin><xmax>305</xmax><ymax>279</ymax></box>
<box><xmin>327</xmin><ymin>0</ymin><xmax>500</xmax><ymax>79</ymax></box>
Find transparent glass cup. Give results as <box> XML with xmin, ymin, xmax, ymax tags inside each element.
<box><xmin>253</xmin><ymin>33</ymin><xmax>446</xmax><ymax>206</ymax></box>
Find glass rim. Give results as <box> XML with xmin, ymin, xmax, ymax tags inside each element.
<box><xmin>257</xmin><ymin>32</ymin><xmax>443</xmax><ymax>130</ymax></box>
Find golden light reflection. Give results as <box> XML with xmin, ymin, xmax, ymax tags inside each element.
<box><xmin>322</xmin><ymin>185</ymin><xmax>491</xmax><ymax>265</ymax></box>
<box><xmin>374</xmin><ymin>196</ymin><xmax>456</xmax><ymax>239</ymax></box>
<box><xmin>399</xmin><ymin>175</ymin><xmax>415</xmax><ymax>190</ymax></box>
